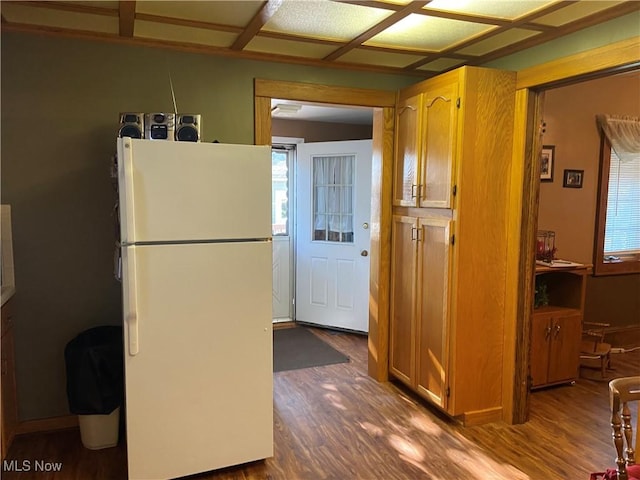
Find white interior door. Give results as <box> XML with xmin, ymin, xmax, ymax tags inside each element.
<box><xmin>295</xmin><ymin>140</ymin><xmax>372</xmax><ymax>332</ymax></box>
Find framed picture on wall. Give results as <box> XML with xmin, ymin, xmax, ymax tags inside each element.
<box><xmin>540</xmin><ymin>145</ymin><xmax>555</xmax><ymax>182</ymax></box>
<box><xmin>563</xmin><ymin>169</ymin><xmax>584</xmax><ymax>188</ymax></box>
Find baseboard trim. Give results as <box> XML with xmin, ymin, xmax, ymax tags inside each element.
<box><xmin>605</xmin><ymin>325</ymin><xmax>640</xmax><ymax>349</ymax></box>
<box><xmin>461</xmin><ymin>406</ymin><xmax>503</xmax><ymax>426</ymax></box>
<box><xmin>16</xmin><ymin>415</ymin><xmax>78</xmax><ymax>436</ymax></box>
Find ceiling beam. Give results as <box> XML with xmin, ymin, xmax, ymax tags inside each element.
<box><xmin>323</xmin><ymin>1</ymin><xmax>429</xmax><ymax>62</ymax></box>
<box><xmin>119</xmin><ymin>1</ymin><xmax>136</xmax><ymax>38</ymax></box>
<box><xmin>231</xmin><ymin>0</ymin><xmax>283</xmax><ymax>51</ymax></box>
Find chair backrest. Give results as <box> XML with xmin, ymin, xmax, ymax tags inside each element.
<box><xmin>610</xmin><ymin>376</ymin><xmax>640</xmax><ymax>480</ymax></box>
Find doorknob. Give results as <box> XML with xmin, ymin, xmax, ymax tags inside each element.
<box><xmin>361</xmin><ymin>250</ymin><xmax>368</xmax><ymax>257</ymax></box>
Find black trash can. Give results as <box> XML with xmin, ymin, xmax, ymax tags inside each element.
<box><xmin>64</xmin><ymin>326</ymin><xmax>123</xmax><ymax>449</ymax></box>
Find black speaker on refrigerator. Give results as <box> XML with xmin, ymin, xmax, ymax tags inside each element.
<box><xmin>118</xmin><ymin>112</ymin><xmax>144</xmax><ymax>139</ymax></box>
<box><xmin>175</xmin><ymin>114</ymin><xmax>201</xmax><ymax>142</ymax></box>
<box><xmin>144</xmin><ymin>113</ymin><xmax>175</xmax><ymax>140</ymax></box>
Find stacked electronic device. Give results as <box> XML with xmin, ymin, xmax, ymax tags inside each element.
<box><xmin>118</xmin><ymin>113</ymin><xmax>201</xmax><ymax>142</ymax></box>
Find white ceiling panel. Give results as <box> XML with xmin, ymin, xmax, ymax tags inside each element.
<box><xmin>135</xmin><ymin>21</ymin><xmax>237</xmax><ymax>48</ymax></box>
<box><xmin>456</xmin><ymin>29</ymin><xmax>541</xmax><ymax>56</ymax></box>
<box><xmin>245</xmin><ymin>36</ymin><xmax>337</xmax><ymax>59</ymax></box>
<box><xmin>338</xmin><ymin>48</ymin><xmax>426</xmax><ymax>68</ymax></box>
<box><xmin>365</xmin><ymin>13</ymin><xmax>495</xmax><ymax>51</ymax></box>
<box><xmin>135</xmin><ymin>1</ymin><xmax>261</xmax><ymax>27</ymax></box>
<box><xmin>1</xmin><ymin>3</ymin><xmax>118</xmax><ymax>34</ymax></box>
<box><xmin>262</xmin><ymin>0</ymin><xmax>393</xmax><ymax>42</ymax></box>
<box><xmin>425</xmin><ymin>0</ymin><xmax>559</xmax><ymax>20</ymax></box>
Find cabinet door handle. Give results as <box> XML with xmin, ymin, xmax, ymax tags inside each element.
<box><xmin>554</xmin><ymin>324</ymin><xmax>561</xmax><ymax>338</ymax></box>
<box><xmin>411</xmin><ymin>184</ymin><xmax>418</xmax><ymax>199</ymax></box>
<box><xmin>411</xmin><ymin>227</ymin><xmax>417</xmax><ymax>241</ymax></box>
<box><xmin>545</xmin><ymin>325</ymin><xmax>552</xmax><ymax>340</ymax></box>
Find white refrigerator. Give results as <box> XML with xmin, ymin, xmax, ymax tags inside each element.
<box><xmin>117</xmin><ymin>138</ymin><xmax>273</xmax><ymax>480</ymax></box>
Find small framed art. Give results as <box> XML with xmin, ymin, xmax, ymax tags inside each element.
<box><xmin>540</xmin><ymin>145</ymin><xmax>555</xmax><ymax>182</ymax></box>
<box><xmin>563</xmin><ymin>169</ymin><xmax>584</xmax><ymax>188</ymax></box>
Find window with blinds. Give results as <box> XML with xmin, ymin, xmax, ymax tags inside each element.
<box><xmin>604</xmin><ymin>150</ymin><xmax>640</xmax><ymax>255</ymax></box>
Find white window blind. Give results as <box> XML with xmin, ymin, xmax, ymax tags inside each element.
<box><xmin>604</xmin><ymin>149</ymin><xmax>640</xmax><ymax>255</ymax></box>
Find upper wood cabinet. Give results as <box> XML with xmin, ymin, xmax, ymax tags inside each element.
<box><xmin>389</xmin><ymin>66</ymin><xmax>517</xmax><ymax>425</ymax></box>
<box><xmin>393</xmin><ymin>75</ymin><xmax>459</xmax><ymax>208</ymax></box>
<box><xmin>393</xmin><ymin>95</ymin><xmax>421</xmax><ymax>208</ymax></box>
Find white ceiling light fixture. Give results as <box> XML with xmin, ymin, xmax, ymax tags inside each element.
<box><xmin>271</xmin><ymin>103</ymin><xmax>302</xmax><ymax>117</ymax></box>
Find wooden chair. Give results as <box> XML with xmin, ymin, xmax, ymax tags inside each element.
<box><xmin>580</xmin><ymin>322</ymin><xmax>612</xmax><ymax>378</ymax></box>
<box><xmin>610</xmin><ymin>376</ymin><xmax>640</xmax><ymax>480</ymax></box>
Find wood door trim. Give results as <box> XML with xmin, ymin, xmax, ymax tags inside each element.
<box><xmin>516</xmin><ymin>37</ymin><xmax>640</xmax><ymax>89</ymax></box>
<box><xmin>254</xmin><ymin>79</ymin><xmax>395</xmax><ymax>381</ymax></box>
<box><xmin>255</xmin><ymin>79</ymin><xmax>396</xmax><ymax>108</ymax></box>
<box><xmin>509</xmin><ymin>40</ymin><xmax>640</xmax><ymax>424</ymax></box>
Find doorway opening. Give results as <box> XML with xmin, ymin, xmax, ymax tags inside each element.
<box><xmin>270</xmin><ymin>102</ymin><xmax>374</xmax><ymax>334</ymax></box>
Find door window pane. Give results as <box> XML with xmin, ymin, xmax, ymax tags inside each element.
<box><xmin>272</xmin><ymin>149</ymin><xmax>289</xmax><ymax>236</ymax></box>
<box><xmin>312</xmin><ymin>155</ymin><xmax>354</xmax><ymax>243</ymax></box>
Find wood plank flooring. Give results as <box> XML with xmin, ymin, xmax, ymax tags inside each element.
<box><xmin>3</xmin><ymin>327</ymin><xmax>639</xmax><ymax>480</ymax></box>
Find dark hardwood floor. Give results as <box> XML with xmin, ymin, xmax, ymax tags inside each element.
<box><xmin>3</xmin><ymin>327</ymin><xmax>639</xmax><ymax>480</ymax></box>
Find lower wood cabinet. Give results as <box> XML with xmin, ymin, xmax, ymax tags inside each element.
<box><xmin>390</xmin><ymin>214</ymin><xmax>452</xmax><ymax>410</ymax></box>
<box><xmin>531</xmin><ymin>265</ymin><xmax>590</xmax><ymax>390</ymax></box>
<box><xmin>531</xmin><ymin>309</ymin><xmax>582</xmax><ymax>388</ymax></box>
<box><xmin>1</xmin><ymin>297</ymin><xmax>18</xmax><ymax>460</ymax></box>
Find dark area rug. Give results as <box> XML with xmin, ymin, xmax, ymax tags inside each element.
<box><xmin>273</xmin><ymin>327</ymin><xmax>350</xmax><ymax>372</ymax></box>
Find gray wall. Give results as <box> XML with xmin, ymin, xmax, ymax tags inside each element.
<box><xmin>0</xmin><ymin>32</ymin><xmax>415</xmax><ymax>421</ymax></box>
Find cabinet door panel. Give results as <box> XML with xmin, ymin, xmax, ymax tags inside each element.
<box><xmin>416</xmin><ymin>217</ymin><xmax>451</xmax><ymax>408</ymax></box>
<box><xmin>393</xmin><ymin>95</ymin><xmax>421</xmax><ymax>207</ymax></box>
<box><xmin>389</xmin><ymin>216</ymin><xmax>417</xmax><ymax>385</ymax></box>
<box><xmin>530</xmin><ymin>314</ymin><xmax>551</xmax><ymax>388</ymax></box>
<box><xmin>420</xmin><ymin>82</ymin><xmax>458</xmax><ymax>208</ymax></box>
<box><xmin>548</xmin><ymin>313</ymin><xmax>581</xmax><ymax>384</ymax></box>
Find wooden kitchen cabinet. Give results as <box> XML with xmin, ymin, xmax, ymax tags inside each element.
<box><xmin>390</xmin><ymin>214</ymin><xmax>452</xmax><ymax>409</ymax></box>
<box><xmin>1</xmin><ymin>297</ymin><xmax>18</xmax><ymax>460</ymax></box>
<box><xmin>392</xmin><ymin>76</ymin><xmax>458</xmax><ymax>209</ymax></box>
<box><xmin>531</xmin><ymin>265</ymin><xmax>590</xmax><ymax>389</ymax></box>
<box><xmin>389</xmin><ymin>66</ymin><xmax>516</xmax><ymax>425</ymax></box>
<box><xmin>393</xmin><ymin>94</ymin><xmax>421</xmax><ymax>208</ymax></box>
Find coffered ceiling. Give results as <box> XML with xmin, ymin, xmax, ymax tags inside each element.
<box><xmin>2</xmin><ymin>1</ymin><xmax>638</xmax><ymax>78</ymax></box>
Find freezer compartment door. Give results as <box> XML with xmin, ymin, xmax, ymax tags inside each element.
<box><xmin>118</xmin><ymin>138</ymin><xmax>271</xmax><ymax>244</ymax></box>
<box><xmin>122</xmin><ymin>242</ymin><xmax>273</xmax><ymax>480</ymax></box>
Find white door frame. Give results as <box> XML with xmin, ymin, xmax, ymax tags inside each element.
<box><xmin>272</xmin><ymin>137</ymin><xmax>304</xmax><ymax>322</ymax></box>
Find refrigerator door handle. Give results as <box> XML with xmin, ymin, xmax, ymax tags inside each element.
<box><xmin>126</xmin><ymin>247</ymin><xmax>140</xmax><ymax>356</ymax></box>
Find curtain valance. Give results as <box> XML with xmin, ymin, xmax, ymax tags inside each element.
<box><xmin>596</xmin><ymin>114</ymin><xmax>640</xmax><ymax>163</ymax></box>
